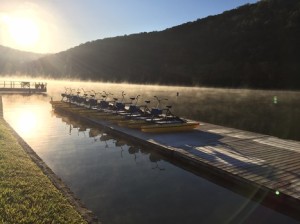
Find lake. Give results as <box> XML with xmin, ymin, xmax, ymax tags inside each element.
<box><xmin>2</xmin><ymin>80</ymin><xmax>300</xmax><ymax>223</ymax></box>
<box><xmin>46</xmin><ymin>80</ymin><xmax>300</xmax><ymax>141</ymax></box>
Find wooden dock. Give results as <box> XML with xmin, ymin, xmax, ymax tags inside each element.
<box><xmin>51</xmin><ymin>101</ymin><xmax>300</xmax><ymax>219</ymax></box>
<box><xmin>0</xmin><ymin>81</ymin><xmax>47</xmax><ymax>93</ymax></box>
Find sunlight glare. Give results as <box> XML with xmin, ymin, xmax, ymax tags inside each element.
<box><xmin>15</xmin><ymin>110</ymin><xmax>38</xmax><ymax>137</ymax></box>
<box><xmin>8</xmin><ymin>16</ymin><xmax>40</xmax><ymax>47</ymax></box>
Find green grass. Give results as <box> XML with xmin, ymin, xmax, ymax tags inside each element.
<box><xmin>0</xmin><ymin>119</ymin><xmax>87</xmax><ymax>223</ymax></box>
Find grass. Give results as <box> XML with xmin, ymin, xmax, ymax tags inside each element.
<box><xmin>0</xmin><ymin>119</ymin><xmax>87</xmax><ymax>223</ymax></box>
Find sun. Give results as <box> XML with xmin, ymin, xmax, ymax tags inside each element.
<box><xmin>0</xmin><ymin>3</ymin><xmax>54</xmax><ymax>53</ymax></box>
<box><xmin>7</xmin><ymin>16</ymin><xmax>40</xmax><ymax>48</ymax></box>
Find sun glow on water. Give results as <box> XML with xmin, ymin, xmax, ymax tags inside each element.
<box><xmin>15</xmin><ymin>110</ymin><xmax>38</xmax><ymax>137</ymax></box>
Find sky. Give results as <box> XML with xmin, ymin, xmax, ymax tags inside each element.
<box><xmin>0</xmin><ymin>0</ymin><xmax>258</xmax><ymax>54</ymax></box>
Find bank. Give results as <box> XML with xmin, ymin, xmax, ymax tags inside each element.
<box><xmin>0</xmin><ymin>96</ymin><xmax>99</xmax><ymax>223</ymax></box>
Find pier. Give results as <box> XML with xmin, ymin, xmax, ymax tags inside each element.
<box><xmin>0</xmin><ymin>81</ymin><xmax>47</xmax><ymax>93</ymax></box>
<box><xmin>51</xmin><ymin>101</ymin><xmax>300</xmax><ymax>219</ymax></box>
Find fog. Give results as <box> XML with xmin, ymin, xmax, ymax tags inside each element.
<box><xmin>1</xmin><ymin>76</ymin><xmax>299</xmax><ymax>140</ymax></box>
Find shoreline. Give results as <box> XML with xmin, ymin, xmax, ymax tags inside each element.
<box><xmin>0</xmin><ymin>95</ymin><xmax>99</xmax><ymax>223</ymax></box>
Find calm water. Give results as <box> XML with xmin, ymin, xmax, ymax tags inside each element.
<box><xmin>2</xmin><ymin>81</ymin><xmax>300</xmax><ymax>224</ymax></box>
<box><xmin>46</xmin><ymin>80</ymin><xmax>300</xmax><ymax>141</ymax></box>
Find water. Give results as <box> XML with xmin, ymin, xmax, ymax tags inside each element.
<box><xmin>45</xmin><ymin>80</ymin><xmax>300</xmax><ymax>141</ymax></box>
<box><xmin>2</xmin><ymin>83</ymin><xmax>299</xmax><ymax>224</ymax></box>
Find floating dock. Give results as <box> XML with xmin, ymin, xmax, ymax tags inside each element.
<box><xmin>51</xmin><ymin>101</ymin><xmax>300</xmax><ymax>219</ymax></box>
<box><xmin>0</xmin><ymin>81</ymin><xmax>47</xmax><ymax>93</ymax></box>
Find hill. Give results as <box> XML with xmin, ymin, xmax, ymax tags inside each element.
<box><xmin>0</xmin><ymin>45</ymin><xmax>44</xmax><ymax>74</ymax></box>
<box><xmin>14</xmin><ymin>0</ymin><xmax>300</xmax><ymax>88</ymax></box>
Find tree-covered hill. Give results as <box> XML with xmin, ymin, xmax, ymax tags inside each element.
<box><xmin>14</xmin><ymin>0</ymin><xmax>300</xmax><ymax>89</ymax></box>
<box><xmin>0</xmin><ymin>45</ymin><xmax>43</xmax><ymax>74</ymax></box>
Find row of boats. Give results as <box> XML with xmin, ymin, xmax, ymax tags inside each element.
<box><xmin>51</xmin><ymin>89</ymin><xmax>199</xmax><ymax>133</ymax></box>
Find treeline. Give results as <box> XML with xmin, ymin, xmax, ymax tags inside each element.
<box><xmin>6</xmin><ymin>0</ymin><xmax>300</xmax><ymax>89</ymax></box>
<box><xmin>0</xmin><ymin>45</ymin><xmax>43</xmax><ymax>74</ymax></box>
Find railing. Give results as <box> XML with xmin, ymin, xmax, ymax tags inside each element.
<box><xmin>0</xmin><ymin>81</ymin><xmax>47</xmax><ymax>92</ymax></box>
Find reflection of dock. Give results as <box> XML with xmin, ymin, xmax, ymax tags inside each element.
<box><xmin>0</xmin><ymin>81</ymin><xmax>47</xmax><ymax>93</ymax></box>
<box><xmin>51</xmin><ymin>101</ymin><xmax>300</xmax><ymax>220</ymax></box>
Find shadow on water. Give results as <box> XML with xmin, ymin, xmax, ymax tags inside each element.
<box><xmin>52</xmin><ymin>109</ymin><xmax>300</xmax><ymax>222</ymax></box>
<box><xmin>53</xmin><ymin>110</ymin><xmax>168</xmax><ymax>171</ymax></box>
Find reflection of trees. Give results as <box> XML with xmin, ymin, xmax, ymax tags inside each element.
<box><xmin>88</xmin><ymin>128</ymin><xmax>104</xmax><ymax>142</ymax></box>
<box><xmin>114</xmin><ymin>139</ymin><xmax>128</xmax><ymax>157</ymax></box>
<box><xmin>53</xmin><ymin>110</ymin><xmax>96</xmax><ymax>137</ymax></box>
<box><xmin>89</xmin><ymin>128</ymin><xmax>103</xmax><ymax>138</ymax></box>
<box><xmin>52</xmin><ymin>110</ymin><xmax>166</xmax><ymax>170</ymax></box>
<box><xmin>58</xmin><ymin>113</ymin><xmax>88</xmax><ymax>136</ymax></box>
<box><xmin>115</xmin><ymin>139</ymin><xmax>127</xmax><ymax>147</ymax></box>
<box><xmin>99</xmin><ymin>133</ymin><xmax>113</xmax><ymax>148</ymax></box>
<box><xmin>99</xmin><ymin>133</ymin><xmax>113</xmax><ymax>141</ymax></box>
<box><xmin>149</xmin><ymin>153</ymin><xmax>165</xmax><ymax>171</ymax></box>
<box><xmin>128</xmin><ymin>146</ymin><xmax>139</xmax><ymax>161</ymax></box>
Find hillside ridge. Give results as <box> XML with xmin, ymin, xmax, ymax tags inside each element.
<box><xmin>3</xmin><ymin>0</ymin><xmax>300</xmax><ymax>89</ymax></box>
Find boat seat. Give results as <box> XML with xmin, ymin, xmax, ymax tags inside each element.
<box><xmin>116</xmin><ymin>102</ymin><xmax>125</xmax><ymax>110</ymax></box>
<box><xmin>99</xmin><ymin>101</ymin><xmax>109</xmax><ymax>108</ymax></box>
<box><xmin>151</xmin><ymin>108</ymin><xmax>162</xmax><ymax>116</ymax></box>
<box><xmin>129</xmin><ymin>105</ymin><xmax>139</xmax><ymax>113</ymax></box>
<box><xmin>89</xmin><ymin>99</ymin><xmax>97</xmax><ymax>106</ymax></box>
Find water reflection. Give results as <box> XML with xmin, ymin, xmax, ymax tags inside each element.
<box><xmin>3</xmin><ymin>94</ymin><xmax>50</xmax><ymax>139</ymax></box>
<box><xmin>53</xmin><ymin>109</ymin><xmax>167</xmax><ymax>170</ymax></box>
<box><xmin>15</xmin><ymin>110</ymin><xmax>38</xmax><ymax>135</ymax></box>
<box><xmin>3</xmin><ymin>92</ymin><xmax>300</xmax><ymax>224</ymax></box>
<box><xmin>50</xmin><ymin>107</ymin><xmax>298</xmax><ymax>224</ymax></box>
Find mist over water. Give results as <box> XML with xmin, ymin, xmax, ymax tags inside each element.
<box><xmin>42</xmin><ymin>79</ymin><xmax>300</xmax><ymax>141</ymax></box>
<box><xmin>1</xmin><ymin>77</ymin><xmax>299</xmax><ymax>140</ymax></box>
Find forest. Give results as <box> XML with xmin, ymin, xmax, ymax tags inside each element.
<box><xmin>1</xmin><ymin>0</ymin><xmax>300</xmax><ymax>89</ymax></box>
<box><xmin>0</xmin><ymin>45</ymin><xmax>42</xmax><ymax>74</ymax></box>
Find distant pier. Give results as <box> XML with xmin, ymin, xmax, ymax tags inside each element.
<box><xmin>0</xmin><ymin>81</ymin><xmax>47</xmax><ymax>93</ymax></box>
